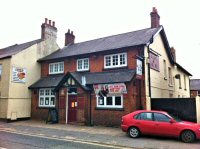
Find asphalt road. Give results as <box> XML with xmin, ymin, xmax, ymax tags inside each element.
<box><xmin>0</xmin><ymin>131</ymin><xmax>125</xmax><ymax>149</ymax></box>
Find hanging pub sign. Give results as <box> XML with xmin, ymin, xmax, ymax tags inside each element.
<box><xmin>136</xmin><ymin>59</ymin><xmax>142</xmax><ymax>79</ymax></box>
<box><xmin>12</xmin><ymin>67</ymin><xmax>26</xmax><ymax>83</ymax></box>
<box><xmin>93</xmin><ymin>83</ymin><xmax>127</xmax><ymax>97</ymax></box>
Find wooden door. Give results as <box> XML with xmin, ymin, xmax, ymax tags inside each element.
<box><xmin>68</xmin><ymin>95</ymin><xmax>77</xmax><ymax>122</ymax></box>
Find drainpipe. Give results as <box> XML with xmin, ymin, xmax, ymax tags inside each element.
<box><xmin>89</xmin><ymin>90</ymin><xmax>93</xmax><ymax>126</ymax></box>
<box><xmin>147</xmin><ymin>36</ymin><xmax>154</xmax><ymax>98</ymax></box>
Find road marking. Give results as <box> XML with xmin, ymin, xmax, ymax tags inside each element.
<box><xmin>0</xmin><ymin>130</ymin><xmax>132</xmax><ymax>149</ymax></box>
<box><xmin>0</xmin><ymin>130</ymin><xmax>133</xmax><ymax>149</ymax></box>
<box><xmin>0</xmin><ymin>147</ymin><xmax>7</xmax><ymax>149</ymax></box>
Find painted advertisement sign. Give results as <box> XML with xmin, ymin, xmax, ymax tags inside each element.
<box><xmin>12</xmin><ymin>67</ymin><xmax>26</xmax><ymax>83</ymax></box>
<box><xmin>93</xmin><ymin>83</ymin><xmax>127</xmax><ymax>96</ymax></box>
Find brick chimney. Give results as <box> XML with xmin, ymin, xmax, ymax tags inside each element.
<box><xmin>170</xmin><ymin>47</ymin><xmax>176</xmax><ymax>62</ymax></box>
<box><xmin>41</xmin><ymin>18</ymin><xmax>57</xmax><ymax>41</ymax></box>
<box><xmin>65</xmin><ymin>29</ymin><xmax>75</xmax><ymax>46</ymax></box>
<box><xmin>150</xmin><ymin>7</ymin><xmax>160</xmax><ymax>28</ymax></box>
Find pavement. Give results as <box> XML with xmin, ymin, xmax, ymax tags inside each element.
<box><xmin>0</xmin><ymin>120</ymin><xmax>200</xmax><ymax>149</ymax></box>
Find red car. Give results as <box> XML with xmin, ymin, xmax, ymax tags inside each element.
<box><xmin>121</xmin><ymin>110</ymin><xmax>200</xmax><ymax>143</ymax></box>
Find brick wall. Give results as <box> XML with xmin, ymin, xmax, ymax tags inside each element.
<box><xmin>40</xmin><ymin>47</ymin><xmax>142</xmax><ymax>76</ymax></box>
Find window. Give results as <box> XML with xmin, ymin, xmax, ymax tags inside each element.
<box><xmin>168</xmin><ymin>67</ymin><xmax>173</xmax><ymax>85</ymax></box>
<box><xmin>135</xmin><ymin>112</ymin><xmax>153</xmax><ymax>121</ymax></box>
<box><xmin>49</xmin><ymin>62</ymin><xmax>64</xmax><ymax>74</ymax></box>
<box><xmin>97</xmin><ymin>95</ymin><xmax>123</xmax><ymax>108</ymax></box>
<box><xmin>179</xmin><ymin>75</ymin><xmax>182</xmax><ymax>89</ymax></box>
<box><xmin>0</xmin><ymin>64</ymin><xmax>2</xmax><ymax>79</ymax></box>
<box><xmin>163</xmin><ymin>60</ymin><xmax>167</xmax><ymax>79</ymax></box>
<box><xmin>39</xmin><ymin>89</ymin><xmax>55</xmax><ymax>107</ymax></box>
<box><xmin>184</xmin><ymin>75</ymin><xmax>187</xmax><ymax>90</ymax></box>
<box><xmin>154</xmin><ymin>113</ymin><xmax>170</xmax><ymax>122</ymax></box>
<box><xmin>77</xmin><ymin>58</ymin><xmax>89</xmax><ymax>71</ymax></box>
<box><xmin>104</xmin><ymin>53</ymin><xmax>127</xmax><ymax>68</ymax></box>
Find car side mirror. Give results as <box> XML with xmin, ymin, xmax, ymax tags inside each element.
<box><xmin>169</xmin><ymin>119</ymin><xmax>175</xmax><ymax>123</ymax></box>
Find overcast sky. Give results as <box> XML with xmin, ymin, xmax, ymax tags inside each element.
<box><xmin>0</xmin><ymin>0</ymin><xmax>200</xmax><ymax>78</ymax></box>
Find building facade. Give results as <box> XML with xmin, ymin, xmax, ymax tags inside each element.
<box><xmin>0</xmin><ymin>18</ymin><xmax>59</xmax><ymax>121</ymax></box>
<box><xmin>29</xmin><ymin>8</ymin><xmax>191</xmax><ymax>126</ymax></box>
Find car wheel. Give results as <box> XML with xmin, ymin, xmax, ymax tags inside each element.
<box><xmin>180</xmin><ymin>130</ymin><xmax>195</xmax><ymax>143</ymax></box>
<box><xmin>128</xmin><ymin>127</ymin><xmax>140</xmax><ymax>138</ymax></box>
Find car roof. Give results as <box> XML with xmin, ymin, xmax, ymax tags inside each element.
<box><xmin>133</xmin><ymin>110</ymin><xmax>167</xmax><ymax>115</ymax></box>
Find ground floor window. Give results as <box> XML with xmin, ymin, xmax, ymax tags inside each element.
<box><xmin>96</xmin><ymin>95</ymin><xmax>123</xmax><ymax>108</ymax></box>
<box><xmin>39</xmin><ymin>88</ymin><xmax>55</xmax><ymax>107</ymax></box>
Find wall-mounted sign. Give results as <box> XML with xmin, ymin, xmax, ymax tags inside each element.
<box><xmin>136</xmin><ymin>59</ymin><xmax>142</xmax><ymax>79</ymax></box>
<box><xmin>93</xmin><ymin>83</ymin><xmax>127</xmax><ymax>96</ymax></box>
<box><xmin>149</xmin><ymin>52</ymin><xmax>159</xmax><ymax>71</ymax></box>
<box><xmin>12</xmin><ymin>67</ymin><xmax>26</xmax><ymax>83</ymax></box>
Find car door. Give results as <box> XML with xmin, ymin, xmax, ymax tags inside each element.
<box><xmin>134</xmin><ymin>112</ymin><xmax>155</xmax><ymax>135</ymax></box>
<box><xmin>153</xmin><ymin>112</ymin><xmax>178</xmax><ymax>137</ymax></box>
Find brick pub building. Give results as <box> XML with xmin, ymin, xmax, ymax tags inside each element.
<box><xmin>29</xmin><ymin>8</ymin><xmax>191</xmax><ymax>126</ymax></box>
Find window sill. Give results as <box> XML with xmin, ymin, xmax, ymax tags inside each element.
<box><xmin>37</xmin><ymin>106</ymin><xmax>55</xmax><ymax>109</ymax></box>
<box><xmin>103</xmin><ymin>66</ymin><xmax>128</xmax><ymax>71</ymax></box>
<box><xmin>95</xmin><ymin>107</ymin><xmax>124</xmax><ymax>111</ymax></box>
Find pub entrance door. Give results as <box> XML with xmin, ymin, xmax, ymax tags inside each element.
<box><xmin>68</xmin><ymin>95</ymin><xmax>77</xmax><ymax>122</ymax></box>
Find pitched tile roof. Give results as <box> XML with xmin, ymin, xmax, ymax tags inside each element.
<box><xmin>190</xmin><ymin>79</ymin><xmax>200</xmax><ymax>90</ymax></box>
<box><xmin>29</xmin><ymin>75</ymin><xmax>64</xmax><ymax>89</ymax></box>
<box><xmin>70</xmin><ymin>69</ymin><xmax>136</xmax><ymax>85</ymax></box>
<box><xmin>29</xmin><ymin>69</ymin><xmax>136</xmax><ymax>90</ymax></box>
<box><xmin>39</xmin><ymin>27</ymin><xmax>161</xmax><ymax>61</ymax></box>
<box><xmin>0</xmin><ymin>39</ymin><xmax>42</xmax><ymax>59</ymax></box>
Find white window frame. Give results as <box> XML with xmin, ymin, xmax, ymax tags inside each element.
<box><xmin>77</xmin><ymin>58</ymin><xmax>89</xmax><ymax>71</ymax></box>
<box><xmin>39</xmin><ymin>88</ymin><xmax>56</xmax><ymax>107</ymax></box>
<box><xmin>49</xmin><ymin>62</ymin><xmax>64</xmax><ymax>74</ymax></box>
<box><xmin>96</xmin><ymin>95</ymin><xmax>123</xmax><ymax>108</ymax></box>
<box><xmin>104</xmin><ymin>53</ymin><xmax>127</xmax><ymax>69</ymax></box>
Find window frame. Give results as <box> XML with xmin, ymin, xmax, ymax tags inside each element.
<box><xmin>77</xmin><ymin>58</ymin><xmax>89</xmax><ymax>71</ymax></box>
<box><xmin>96</xmin><ymin>95</ymin><xmax>123</xmax><ymax>108</ymax></box>
<box><xmin>168</xmin><ymin>67</ymin><xmax>173</xmax><ymax>86</ymax></box>
<box><xmin>49</xmin><ymin>62</ymin><xmax>64</xmax><ymax>74</ymax></box>
<box><xmin>104</xmin><ymin>53</ymin><xmax>127</xmax><ymax>69</ymax></box>
<box><xmin>163</xmin><ymin>60</ymin><xmax>167</xmax><ymax>79</ymax></box>
<box><xmin>153</xmin><ymin>113</ymin><xmax>171</xmax><ymax>122</ymax></box>
<box><xmin>39</xmin><ymin>88</ymin><xmax>56</xmax><ymax>107</ymax></box>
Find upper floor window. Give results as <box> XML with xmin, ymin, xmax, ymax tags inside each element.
<box><xmin>184</xmin><ymin>75</ymin><xmax>187</xmax><ymax>90</ymax></box>
<box><xmin>104</xmin><ymin>53</ymin><xmax>127</xmax><ymax>69</ymax></box>
<box><xmin>49</xmin><ymin>62</ymin><xmax>64</xmax><ymax>74</ymax></box>
<box><xmin>168</xmin><ymin>67</ymin><xmax>173</xmax><ymax>86</ymax></box>
<box><xmin>39</xmin><ymin>88</ymin><xmax>55</xmax><ymax>107</ymax></box>
<box><xmin>77</xmin><ymin>58</ymin><xmax>89</xmax><ymax>71</ymax></box>
<box><xmin>163</xmin><ymin>60</ymin><xmax>167</xmax><ymax>79</ymax></box>
<box><xmin>179</xmin><ymin>75</ymin><xmax>182</xmax><ymax>89</ymax></box>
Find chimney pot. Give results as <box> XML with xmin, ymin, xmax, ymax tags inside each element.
<box><xmin>45</xmin><ymin>18</ymin><xmax>48</xmax><ymax>24</ymax></box>
<box><xmin>49</xmin><ymin>20</ymin><xmax>51</xmax><ymax>26</ymax></box>
<box><xmin>65</xmin><ymin>29</ymin><xmax>75</xmax><ymax>46</ymax></box>
<box><xmin>52</xmin><ymin>21</ymin><xmax>55</xmax><ymax>27</ymax></box>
